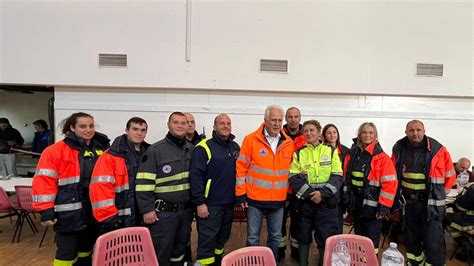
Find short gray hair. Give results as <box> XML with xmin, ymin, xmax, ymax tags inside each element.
<box><xmin>264</xmin><ymin>105</ymin><xmax>284</xmax><ymax>118</ymax></box>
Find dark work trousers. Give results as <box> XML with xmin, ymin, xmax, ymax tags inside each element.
<box><xmin>405</xmin><ymin>199</ymin><xmax>445</xmax><ymax>266</ymax></box>
<box><xmin>279</xmin><ymin>195</ymin><xmax>301</xmax><ymax>259</ymax></box>
<box><xmin>148</xmin><ymin>209</ymin><xmax>193</xmax><ymax>266</ymax></box>
<box><xmin>196</xmin><ymin>204</ymin><xmax>234</xmax><ymax>265</ymax></box>
<box><xmin>55</xmin><ymin>225</ymin><xmax>98</xmax><ymax>266</ymax></box>
<box><xmin>299</xmin><ymin>200</ymin><xmax>338</xmax><ymax>247</ymax></box>
<box><xmin>353</xmin><ymin>216</ymin><xmax>383</xmax><ymax>253</ymax></box>
<box><xmin>337</xmin><ymin>201</ymin><xmax>345</xmax><ymax>233</ymax></box>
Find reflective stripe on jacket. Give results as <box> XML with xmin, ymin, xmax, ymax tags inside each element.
<box><xmin>90</xmin><ymin>151</ymin><xmax>127</xmax><ymax>222</ymax></box>
<box><xmin>289</xmin><ymin>143</ymin><xmax>343</xmax><ymax>200</ymax></box>
<box><xmin>236</xmin><ymin>123</ymin><xmax>294</xmax><ymax>208</ymax></box>
<box><xmin>90</xmin><ymin>135</ymin><xmax>149</xmax><ymax>225</ymax></box>
<box><xmin>344</xmin><ymin>141</ymin><xmax>398</xmax><ymax>218</ymax></box>
<box><xmin>392</xmin><ymin>136</ymin><xmax>455</xmax><ymax>221</ymax></box>
<box><xmin>190</xmin><ymin>131</ymin><xmax>240</xmax><ymax>206</ymax></box>
<box><xmin>136</xmin><ymin>135</ymin><xmax>194</xmax><ymax>215</ymax></box>
<box><xmin>32</xmin><ymin>132</ymin><xmax>109</xmax><ymax>232</ymax></box>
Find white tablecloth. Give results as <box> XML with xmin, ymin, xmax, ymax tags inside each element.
<box><xmin>0</xmin><ymin>177</ymin><xmax>33</xmax><ymax>192</ymax></box>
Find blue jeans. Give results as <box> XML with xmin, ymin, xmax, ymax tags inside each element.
<box><xmin>247</xmin><ymin>205</ymin><xmax>284</xmax><ymax>261</ymax></box>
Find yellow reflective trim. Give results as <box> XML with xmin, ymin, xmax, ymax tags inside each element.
<box><xmin>136</xmin><ymin>172</ymin><xmax>157</xmax><ymax>180</ymax></box>
<box><xmin>136</xmin><ymin>184</ymin><xmax>156</xmax><ymax>191</ymax></box>
<box><xmin>403</xmin><ymin>172</ymin><xmax>426</xmax><ymax>180</ymax></box>
<box><xmin>205</xmin><ymin>179</ymin><xmax>212</xmax><ymax>198</ymax></box>
<box><xmin>53</xmin><ymin>257</ymin><xmax>77</xmax><ymax>266</ymax></box>
<box><xmin>77</xmin><ymin>251</ymin><xmax>92</xmax><ymax>258</ymax></box>
<box><xmin>401</xmin><ymin>180</ymin><xmax>426</xmax><ymax>190</ymax></box>
<box><xmin>407</xmin><ymin>252</ymin><xmax>424</xmax><ymax>262</ymax></box>
<box><xmin>197</xmin><ymin>139</ymin><xmax>212</xmax><ymax>164</ymax></box>
<box><xmin>352</xmin><ymin>179</ymin><xmax>364</xmax><ymax>187</ymax></box>
<box><xmin>197</xmin><ymin>257</ymin><xmax>215</xmax><ymax>265</ymax></box>
<box><xmin>155</xmin><ymin>172</ymin><xmax>189</xmax><ymax>184</ymax></box>
<box><xmin>352</xmin><ymin>171</ymin><xmax>364</xmax><ymax>177</ymax></box>
<box><xmin>374</xmin><ymin>248</ymin><xmax>379</xmax><ymax>254</ymax></box>
<box><xmin>95</xmin><ymin>149</ymin><xmax>104</xmax><ymax>156</ymax></box>
<box><xmin>215</xmin><ymin>248</ymin><xmax>224</xmax><ymax>255</ymax></box>
<box><xmin>155</xmin><ymin>183</ymin><xmax>190</xmax><ymax>193</ymax></box>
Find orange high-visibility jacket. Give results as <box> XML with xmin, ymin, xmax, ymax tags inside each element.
<box><xmin>32</xmin><ymin>133</ymin><xmax>109</xmax><ymax>232</ymax></box>
<box><xmin>344</xmin><ymin>141</ymin><xmax>398</xmax><ymax>216</ymax></box>
<box><xmin>89</xmin><ymin>149</ymin><xmax>129</xmax><ymax>223</ymax></box>
<box><xmin>392</xmin><ymin>136</ymin><xmax>456</xmax><ymax>221</ymax></box>
<box><xmin>236</xmin><ymin>123</ymin><xmax>294</xmax><ymax>208</ymax></box>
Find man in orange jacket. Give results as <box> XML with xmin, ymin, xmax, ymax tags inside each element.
<box><xmin>236</xmin><ymin>105</ymin><xmax>294</xmax><ymax>261</ymax></box>
<box><xmin>90</xmin><ymin>117</ymin><xmax>149</xmax><ymax>233</ymax></box>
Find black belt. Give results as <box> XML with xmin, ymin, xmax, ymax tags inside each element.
<box><xmin>403</xmin><ymin>192</ymin><xmax>425</xmax><ymax>201</ymax></box>
<box><xmin>154</xmin><ymin>199</ymin><xmax>190</xmax><ymax>212</ymax></box>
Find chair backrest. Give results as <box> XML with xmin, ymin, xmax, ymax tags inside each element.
<box><xmin>14</xmin><ymin>186</ymin><xmax>35</xmax><ymax>211</ymax></box>
<box><xmin>233</xmin><ymin>205</ymin><xmax>247</xmax><ymax>222</ymax></box>
<box><xmin>0</xmin><ymin>186</ymin><xmax>15</xmax><ymax>212</ymax></box>
<box><xmin>323</xmin><ymin>234</ymin><xmax>379</xmax><ymax>266</ymax></box>
<box><xmin>221</xmin><ymin>246</ymin><xmax>276</xmax><ymax>266</ymax></box>
<box><xmin>92</xmin><ymin>227</ymin><xmax>158</xmax><ymax>266</ymax></box>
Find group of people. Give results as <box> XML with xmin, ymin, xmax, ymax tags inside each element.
<box><xmin>0</xmin><ymin>117</ymin><xmax>51</xmax><ymax>176</ymax></box>
<box><xmin>30</xmin><ymin>106</ymin><xmax>471</xmax><ymax>266</ymax></box>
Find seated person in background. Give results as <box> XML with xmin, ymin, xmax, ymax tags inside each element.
<box><xmin>31</xmin><ymin>119</ymin><xmax>51</xmax><ymax>154</ymax></box>
<box><xmin>0</xmin><ymin>117</ymin><xmax>24</xmax><ymax>153</ymax></box>
<box><xmin>444</xmin><ymin>183</ymin><xmax>474</xmax><ymax>262</ymax></box>
<box><xmin>454</xmin><ymin>157</ymin><xmax>474</xmax><ymax>184</ymax></box>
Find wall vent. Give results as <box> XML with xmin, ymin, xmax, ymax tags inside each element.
<box><xmin>260</xmin><ymin>59</ymin><xmax>288</xmax><ymax>73</ymax></box>
<box><xmin>99</xmin><ymin>53</ymin><xmax>127</xmax><ymax>67</ymax></box>
<box><xmin>416</xmin><ymin>63</ymin><xmax>443</xmax><ymax>77</ymax></box>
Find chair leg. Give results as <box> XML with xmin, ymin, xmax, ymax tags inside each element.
<box><xmin>11</xmin><ymin>214</ymin><xmax>22</xmax><ymax>243</ymax></box>
<box><xmin>39</xmin><ymin>226</ymin><xmax>49</xmax><ymax>248</ymax></box>
<box><xmin>24</xmin><ymin>213</ymin><xmax>38</xmax><ymax>233</ymax></box>
<box><xmin>348</xmin><ymin>225</ymin><xmax>354</xmax><ymax>234</ymax></box>
<box><xmin>15</xmin><ymin>214</ymin><xmax>26</xmax><ymax>243</ymax></box>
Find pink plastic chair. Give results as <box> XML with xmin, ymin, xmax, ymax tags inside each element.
<box><xmin>0</xmin><ymin>186</ymin><xmax>20</xmax><ymax>224</ymax></box>
<box><xmin>221</xmin><ymin>246</ymin><xmax>276</xmax><ymax>266</ymax></box>
<box><xmin>92</xmin><ymin>226</ymin><xmax>158</xmax><ymax>266</ymax></box>
<box><xmin>323</xmin><ymin>234</ymin><xmax>379</xmax><ymax>266</ymax></box>
<box><xmin>13</xmin><ymin>185</ymin><xmax>39</xmax><ymax>243</ymax></box>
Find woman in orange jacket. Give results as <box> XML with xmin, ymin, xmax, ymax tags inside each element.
<box><xmin>32</xmin><ymin>112</ymin><xmax>109</xmax><ymax>266</ymax></box>
<box><xmin>343</xmin><ymin>122</ymin><xmax>398</xmax><ymax>254</ymax></box>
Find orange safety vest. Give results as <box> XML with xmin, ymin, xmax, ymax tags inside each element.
<box><xmin>236</xmin><ymin>123</ymin><xmax>294</xmax><ymax>206</ymax></box>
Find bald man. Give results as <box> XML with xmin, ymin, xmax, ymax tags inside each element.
<box><xmin>392</xmin><ymin>120</ymin><xmax>456</xmax><ymax>266</ymax></box>
<box><xmin>190</xmin><ymin>114</ymin><xmax>240</xmax><ymax>265</ymax></box>
<box><xmin>184</xmin><ymin>113</ymin><xmax>203</xmax><ymax>146</ymax></box>
<box><xmin>454</xmin><ymin>158</ymin><xmax>474</xmax><ymax>183</ymax></box>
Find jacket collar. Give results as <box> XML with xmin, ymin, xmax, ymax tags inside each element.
<box><xmin>64</xmin><ymin>131</ymin><xmax>110</xmax><ymax>150</ymax></box>
<box><xmin>109</xmin><ymin>134</ymin><xmax>150</xmax><ymax>156</ymax></box>
<box><xmin>255</xmin><ymin>123</ymin><xmax>290</xmax><ymax>144</ymax></box>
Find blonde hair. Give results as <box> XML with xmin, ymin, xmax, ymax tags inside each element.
<box><xmin>357</xmin><ymin>122</ymin><xmax>378</xmax><ymax>148</ymax></box>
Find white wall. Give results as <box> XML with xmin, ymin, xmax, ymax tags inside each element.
<box><xmin>1</xmin><ymin>1</ymin><xmax>472</xmax><ymax>96</ymax></box>
<box><xmin>54</xmin><ymin>86</ymin><xmax>474</xmax><ymax>162</ymax></box>
<box><xmin>0</xmin><ymin>91</ymin><xmax>53</xmax><ymax>143</ymax></box>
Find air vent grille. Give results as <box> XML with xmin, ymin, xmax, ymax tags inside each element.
<box><xmin>260</xmin><ymin>59</ymin><xmax>288</xmax><ymax>73</ymax></box>
<box><xmin>99</xmin><ymin>54</ymin><xmax>127</xmax><ymax>67</ymax></box>
<box><xmin>416</xmin><ymin>63</ymin><xmax>443</xmax><ymax>77</ymax></box>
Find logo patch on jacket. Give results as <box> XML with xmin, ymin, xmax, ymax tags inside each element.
<box><xmin>162</xmin><ymin>165</ymin><xmax>172</xmax><ymax>173</ymax></box>
<box><xmin>259</xmin><ymin>149</ymin><xmax>267</xmax><ymax>157</ymax></box>
<box><xmin>321</xmin><ymin>154</ymin><xmax>329</xmax><ymax>161</ymax></box>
